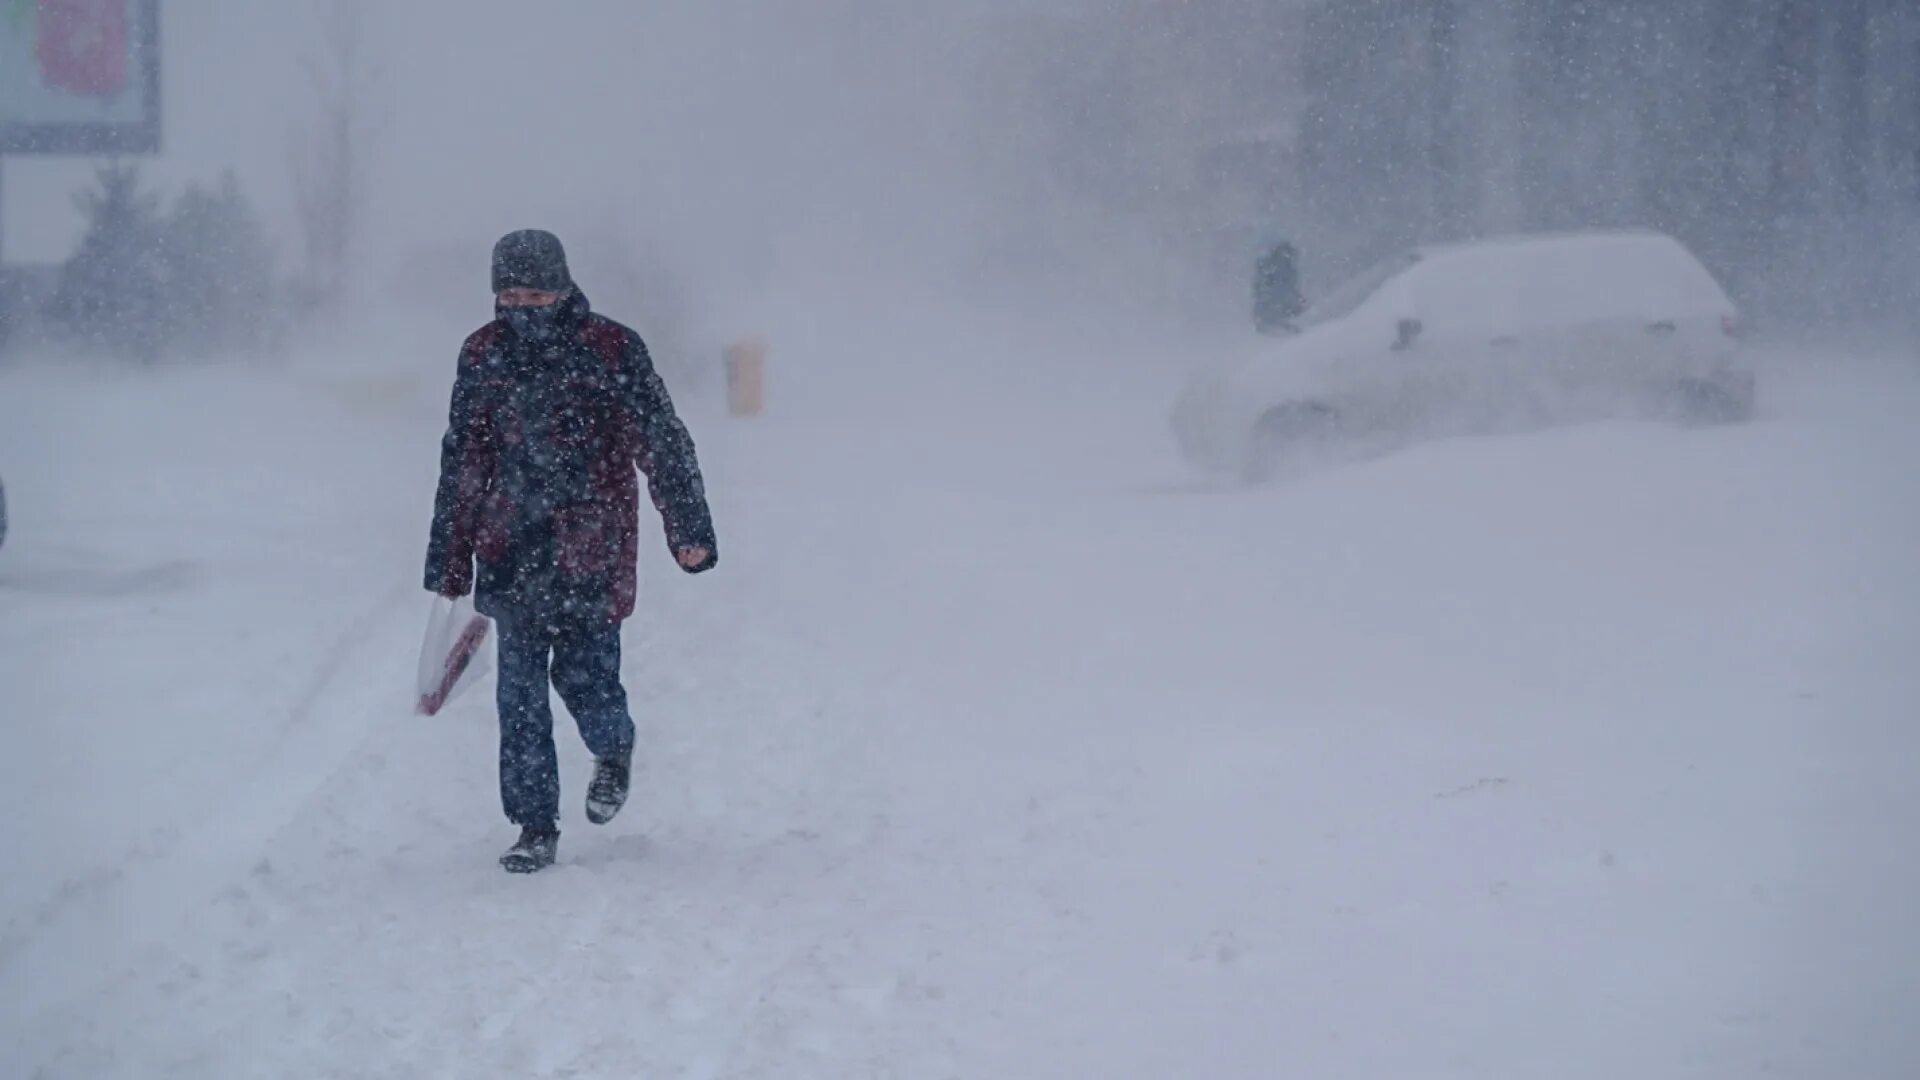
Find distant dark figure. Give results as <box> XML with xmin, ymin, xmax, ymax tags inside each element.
<box><xmin>0</xmin><ymin>271</ymin><xmax>15</xmax><ymax>355</ymax></box>
<box><xmin>1253</xmin><ymin>241</ymin><xmax>1304</xmax><ymax>334</ymax></box>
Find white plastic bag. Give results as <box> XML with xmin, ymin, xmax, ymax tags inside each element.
<box><xmin>416</xmin><ymin>594</ymin><xmax>493</xmax><ymax>715</ymax></box>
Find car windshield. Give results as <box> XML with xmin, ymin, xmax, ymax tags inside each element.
<box><xmin>1291</xmin><ymin>250</ymin><xmax>1421</xmax><ymax>332</ymax></box>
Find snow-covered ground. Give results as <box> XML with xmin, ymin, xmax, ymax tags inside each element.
<box><xmin>2</xmin><ymin>318</ymin><xmax>1917</xmax><ymax>1078</ymax></box>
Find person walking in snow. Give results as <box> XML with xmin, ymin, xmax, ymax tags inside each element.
<box><xmin>425</xmin><ymin>229</ymin><xmax>717</xmax><ymax>873</ymax></box>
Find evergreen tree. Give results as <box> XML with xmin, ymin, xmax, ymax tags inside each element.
<box><xmin>161</xmin><ymin>171</ymin><xmax>278</xmax><ymax>353</ymax></box>
<box><xmin>49</xmin><ymin>163</ymin><xmax>169</xmax><ymax>360</ymax></box>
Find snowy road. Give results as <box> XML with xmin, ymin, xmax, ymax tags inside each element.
<box><xmin>2</xmin><ymin>330</ymin><xmax>1917</xmax><ymax>1078</ymax></box>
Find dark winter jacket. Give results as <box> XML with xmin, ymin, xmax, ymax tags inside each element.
<box><xmin>424</xmin><ymin>289</ymin><xmax>715</xmax><ymax>623</ymax></box>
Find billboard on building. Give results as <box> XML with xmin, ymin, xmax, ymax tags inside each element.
<box><xmin>0</xmin><ymin>0</ymin><xmax>160</xmax><ymax>154</ymax></box>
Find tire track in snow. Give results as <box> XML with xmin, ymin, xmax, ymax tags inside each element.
<box><xmin>0</xmin><ymin>581</ymin><xmax>420</xmax><ymax>1051</ymax></box>
<box><xmin>7</xmin><ymin>511</ymin><xmax>924</xmax><ymax>1077</ymax></box>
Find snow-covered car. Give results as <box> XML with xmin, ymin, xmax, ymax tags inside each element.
<box><xmin>1172</xmin><ymin>228</ymin><xmax>1756</xmax><ymax>479</ymax></box>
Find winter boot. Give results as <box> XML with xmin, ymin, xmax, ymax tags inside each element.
<box><xmin>586</xmin><ymin>754</ymin><xmax>631</xmax><ymax>825</ymax></box>
<box><xmin>500</xmin><ymin>825</ymin><xmax>559</xmax><ymax>873</ymax></box>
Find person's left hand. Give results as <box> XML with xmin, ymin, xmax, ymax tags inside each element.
<box><xmin>676</xmin><ymin>546</ymin><xmax>712</xmax><ymax>570</ymax></box>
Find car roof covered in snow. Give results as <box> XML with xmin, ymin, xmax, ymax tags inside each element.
<box><xmin>1408</xmin><ymin>226</ymin><xmax>1680</xmax><ymax>260</ymax></box>
<box><xmin>1386</xmin><ymin>228</ymin><xmax>1735</xmax><ymax>331</ymax></box>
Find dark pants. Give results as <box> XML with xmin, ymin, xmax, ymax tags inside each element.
<box><xmin>495</xmin><ymin>613</ymin><xmax>634</xmax><ymax>828</ymax></box>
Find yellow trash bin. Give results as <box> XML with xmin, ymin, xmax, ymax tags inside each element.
<box><xmin>725</xmin><ymin>338</ymin><xmax>766</xmax><ymax>417</ymax></box>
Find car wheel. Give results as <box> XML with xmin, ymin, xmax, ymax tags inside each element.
<box><xmin>1676</xmin><ymin>372</ymin><xmax>1755</xmax><ymax>425</ymax></box>
<box><xmin>1242</xmin><ymin>402</ymin><xmax>1340</xmax><ymax>483</ymax></box>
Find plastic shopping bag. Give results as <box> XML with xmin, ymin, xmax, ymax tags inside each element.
<box><xmin>416</xmin><ymin>595</ymin><xmax>493</xmax><ymax>715</ymax></box>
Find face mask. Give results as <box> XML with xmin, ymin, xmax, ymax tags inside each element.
<box><xmin>504</xmin><ymin>300</ymin><xmax>564</xmax><ymax>343</ymax></box>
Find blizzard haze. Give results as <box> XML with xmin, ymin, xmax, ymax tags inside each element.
<box><xmin>10</xmin><ymin>1</ymin><xmax>1048</xmax><ymax>330</ymax></box>
<box><xmin>3</xmin><ymin>2</ymin><xmax>1919</xmax><ymax>1078</ymax></box>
